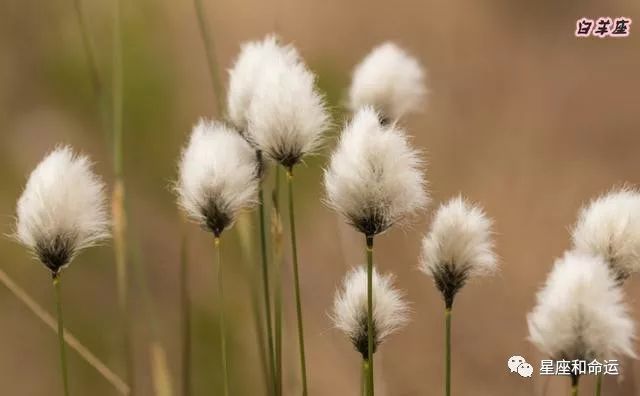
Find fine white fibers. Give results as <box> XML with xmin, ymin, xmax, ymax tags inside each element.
<box><xmin>324</xmin><ymin>107</ymin><xmax>428</xmax><ymax>236</ymax></box>
<box><xmin>246</xmin><ymin>47</ymin><xmax>330</xmax><ymax>167</ymax></box>
<box><xmin>15</xmin><ymin>146</ymin><xmax>109</xmax><ymax>272</ymax></box>
<box><xmin>419</xmin><ymin>196</ymin><xmax>497</xmax><ymax>281</ymax></box>
<box><xmin>332</xmin><ymin>266</ymin><xmax>409</xmax><ymax>355</ymax></box>
<box><xmin>227</xmin><ymin>35</ymin><xmax>300</xmax><ymax>132</ymax></box>
<box><xmin>177</xmin><ymin>119</ymin><xmax>259</xmax><ymax>236</ymax></box>
<box><xmin>571</xmin><ymin>188</ymin><xmax>640</xmax><ymax>279</ymax></box>
<box><xmin>527</xmin><ymin>251</ymin><xmax>635</xmax><ymax>361</ymax></box>
<box><xmin>349</xmin><ymin>42</ymin><xmax>427</xmax><ymax>122</ymax></box>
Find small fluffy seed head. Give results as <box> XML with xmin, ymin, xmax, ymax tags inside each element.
<box><xmin>14</xmin><ymin>146</ymin><xmax>110</xmax><ymax>275</ymax></box>
<box><xmin>419</xmin><ymin>196</ymin><xmax>497</xmax><ymax>307</ymax></box>
<box><xmin>349</xmin><ymin>42</ymin><xmax>427</xmax><ymax>123</ymax></box>
<box><xmin>176</xmin><ymin>119</ymin><xmax>259</xmax><ymax>236</ymax></box>
<box><xmin>527</xmin><ymin>251</ymin><xmax>635</xmax><ymax>361</ymax></box>
<box><xmin>332</xmin><ymin>266</ymin><xmax>410</xmax><ymax>359</ymax></box>
<box><xmin>324</xmin><ymin>107</ymin><xmax>428</xmax><ymax>236</ymax></box>
<box><xmin>571</xmin><ymin>187</ymin><xmax>640</xmax><ymax>281</ymax></box>
<box><xmin>246</xmin><ymin>47</ymin><xmax>330</xmax><ymax>168</ymax></box>
<box><xmin>227</xmin><ymin>35</ymin><xmax>300</xmax><ymax>132</ymax></box>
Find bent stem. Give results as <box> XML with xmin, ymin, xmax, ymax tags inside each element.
<box><xmin>444</xmin><ymin>306</ymin><xmax>452</xmax><ymax>396</ymax></box>
<box><xmin>258</xmin><ymin>182</ymin><xmax>277</xmax><ymax>395</ymax></box>
<box><xmin>365</xmin><ymin>235</ymin><xmax>374</xmax><ymax>396</ymax></box>
<box><xmin>595</xmin><ymin>373</ymin><xmax>602</xmax><ymax>396</ymax></box>
<box><xmin>214</xmin><ymin>237</ymin><xmax>230</xmax><ymax>396</ymax></box>
<box><xmin>53</xmin><ymin>273</ymin><xmax>70</xmax><ymax>396</ymax></box>
<box><xmin>286</xmin><ymin>167</ymin><xmax>308</xmax><ymax>395</ymax></box>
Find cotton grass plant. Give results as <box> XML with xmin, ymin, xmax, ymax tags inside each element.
<box><xmin>419</xmin><ymin>196</ymin><xmax>497</xmax><ymax>396</ymax></box>
<box><xmin>527</xmin><ymin>251</ymin><xmax>636</xmax><ymax>396</ymax></box>
<box><xmin>13</xmin><ymin>146</ymin><xmax>110</xmax><ymax>396</ymax></box>
<box><xmin>332</xmin><ymin>266</ymin><xmax>409</xmax><ymax>395</ymax></box>
<box><xmin>176</xmin><ymin>120</ymin><xmax>259</xmax><ymax>396</ymax></box>
<box><xmin>325</xmin><ymin>107</ymin><xmax>428</xmax><ymax>395</ymax></box>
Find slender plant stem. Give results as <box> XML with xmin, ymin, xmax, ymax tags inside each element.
<box><xmin>0</xmin><ymin>269</ymin><xmax>129</xmax><ymax>394</ymax></box>
<box><xmin>214</xmin><ymin>237</ymin><xmax>230</xmax><ymax>396</ymax></box>
<box><xmin>361</xmin><ymin>359</ymin><xmax>369</xmax><ymax>396</ymax></box>
<box><xmin>571</xmin><ymin>375</ymin><xmax>580</xmax><ymax>396</ymax></box>
<box><xmin>594</xmin><ymin>373</ymin><xmax>602</xmax><ymax>396</ymax></box>
<box><xmin>112</xmin><ymin>0</ymin><xmax>133</xmax><ymax>392</ymax></box>
<box><xmin>286</xmin><ymin>167</ymin><xmax>308</xmax><ymax>396</ymax></box>
<box><xmin>258</xmin><ymin>180</ymin><xmax>277</xmax><ymax>395</ymax></box>
<box><xmin>365</xmin><ymin>235</ymin><xmax>374</xmax><ymax>396</ymax></box>
<box><xmin>272</xmin><ymin>167</ymin><xmax>283</xmax><ymax>396</ymax></box>
<box><xmin>192</xmin><ymin>0</ymin><xmax>224</xmax><ymax>116</ymax></box>
<box><xmin>181</xmin><ymin>229</ymin><xmax>191</xmax><ymax>396</ymax></box>
<box><xmin>445</xmin><ymin>307</ymin><xmax>452</xmax><ymax>396</ymax></box>
<box><xmin>572</xmin><ymin>385</ymin><xmax>579</xmax><ymax>396</ymax></box>
<box><xmin>53</xmin><ymin>274</ymin><xmax>70</xmax><ymax>396</ymax></box>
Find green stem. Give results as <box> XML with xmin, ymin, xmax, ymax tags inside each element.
<box><xmin>361</xmin><ymin>359</ymin><xmax>369</xmax><ymax>396</ymax></box>
<box><xmin>53</xmin><ymin>274</ymin><xmax>70</xmax><ymax>396</ymax></box>
<box><xmin>571</xmin><ymin>374</ymin><xmax>580</xmax><ymax>396</ymax></box>
<box><xmin>445</xmin><ymin>307</ymin><xmax>451</xmax><ymax>396</ymax></box>
<box><xmin>365</xmin><ymin>235</ymin><xmax>374</xmax><ymax>396</ymax></box>
<box><xmin>595</xmin><ymin>373</ymin><xmax>602</xmax><ymax>396</ymax></box>
<box><xmin>192</xmin><ymin>0</ymin><xmax>224</xmax><ymax>116</ymax></box>
<box><xmin>286</xmin><ymin>167</ymin><xmax>308</xmax><ymax>396</ymax></box>
<box><xmin>215</xmin><ymin>237</ymin><xmax>230</xmax><ymax>396</ymax></box>
<box><xmin>272</xmin><ymin>167</ymin><xmax>283</xmax><ymax>396</ymax></box>
<box><xmin>258</xmin><ymin>182</ymin><xmax>276</xmax><ymax>395</ymax></box>
<box><xmin>180</xmin><ymin>231</ymin><xmax>191</xmax><ymax>396</ymax></box>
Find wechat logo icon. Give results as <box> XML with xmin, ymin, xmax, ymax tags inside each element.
<box><xmin>508</xmin><ymin>356</ymin><xmax>533</xmax><ymax>378</ymax></box>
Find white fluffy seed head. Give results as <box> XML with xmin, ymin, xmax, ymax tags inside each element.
<box><xmin>176</xmin><ymin>119</ymin><xmax>259</xmax><ymax>236</ymax></box>
<box><xmin>14</xmin><ymin>146</ymin><xmax>110</xmax><ymax>274</ymax></box>
<box><xmin>332</xmin><ymin>266</ymin><xmax>410</xmax><ymax>358</ymax></box>
<box><xmin>227</xmin><ymin>35</ymin><xmax>300</xmax><ymax>132</ymax></box>
<box><xmin>246</xmin><ymin>46</ymin><xmax>330</xmax><ymax>168</ymax></box>
<box><xmin>349</xmin><ymin>42</ymin><xmax>427</xmax><ymax>122</ymax></box>
<box><xmin>527</xmin><ymin>251</ymin><xmax>636</xmax><ymax>361</ymax></box>
<box><xmin>419</xmin><ymin>196</ymin><xmax>498</xmax><ymax>307</ymax></box>
<box><xmin>571</xmin><ymin>187</ymin><xmax>640</xmax><ymax>281</ymax></box>
<box><xmin>324</xmin><ymin>106</ymin><xmax>428</xmax><ymax>236</ymax></box>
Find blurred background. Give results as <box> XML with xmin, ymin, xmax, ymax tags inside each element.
<box><xmin>1</xmin><ymin>0</ymin><xmax>640</xmax><ymax>395</ymax></box>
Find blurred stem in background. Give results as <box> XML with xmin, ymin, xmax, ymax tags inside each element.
<box><xmin>192</xmin><ymin>0</ymin><xmax>223</xmax><ymax>116</ymax></box>
<box><xmin>286</xmin><ymin>166</ymin><xmax>308</xmax><ymax>396</ymax></box>
<box><xmin>595</xmin><ymin>373</ymin><xmax>602</xmax><ymax>396</ymax></box>
<box><xmin>0</xmin><ymin>269</ymin><xmax>130</xmax><ymax>394</ymax></box>
<box><xmin>53</xmin><ymin>274</ymin><xmax>70</xmax><ymax>396</ymax></box>
<box><xmin>112</xmin><ymin>0</ymin><xmax>134</xmax><ymax>392</ymax></box>
<box><xmin>180</xmin><ymin>226</ymin><xmax>191</xmax><ymax>396</ymax></box>
<box><xmin>271</xmin><ymin>167</ymin><xmax>284</xmax><ymax>395</ymax></box>
<box><xmin>214</xmin><ymin>237</ymin><xmax>230</xmax><ymax>396</ymax></box>
<box><xmin>365</xmin><ymin>235</ymin><xmax>374</xmax><ymax>396</ymax></box>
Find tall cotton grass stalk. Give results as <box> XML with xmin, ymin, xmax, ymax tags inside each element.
<box><xmin>325</xmin><ymin>107</ymin><xmax>428</xmax><ymax>395</ymax></box>
<box><xmin>527</xmin><ymin>251</ymin><xmax>636</xmax><ymax>395</ymax></box>
<box><xmin>271</xmin><ymin>168</ymin><xmax>284</xmax><ymax>395</ymax></box>
<box><xmin>419</xmin><ymin>196</ymin><xmax>497</xmax><ymax>396</ymax></box>
<box><xmin>192</xmin><ymin>0</ymin><xmax>224</xmax><ymax>115</ymax></box>
<box><xmin>349</xmin><ymin>42</ymin><xmax>427</xmax><ymax>124</ymax></box>
<box><xmin>244</xmin><ymin>40</ymin><xmax>330</xmax><ymax>396</ymax></box>
<box><xmin>332</xmin><ymin>266</ymin><xmax>410</xmax><ymax>395</ymax></box>
<box><xmin>0</xmin><ymin>268</ymin><xmax>130</xmax><ymax>394</ymax></box>
<box><xmin>571</xmin><ymin>187</ymin><xmax>640</xmax><ymax>282</ymax></box>
<box><xmin>14</xmin><ymin>146</ymin><xmax>110</xmax><ymax>396</ymax></box>
<box><xmin>177</xmin><ymin>120</ymin><xmax>260</xmax><ymax>396</ymax></box>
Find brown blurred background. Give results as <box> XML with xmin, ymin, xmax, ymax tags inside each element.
<box><xmin>1</xmin><ymin>0</ymin><xmax>640</xmax><ymax>395</ymax></box>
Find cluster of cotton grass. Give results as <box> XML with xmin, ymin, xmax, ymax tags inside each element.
<box><xmin>326</xmin><ymin>43</ymin><xmax>499</xmax><ymax>396</ymax></box>
<box><xmin>176</xmin><ymin>35</ymin><xmax>329</xmax><ymax>395</ymax></box>
<box><xmin>13</xmin><ymin>146</ymin><xmax>110</xmax><ymax>395</ymax></box>
<box><xmin>528</xmin><ymin>187</ymin><xmax>640</xmax><ymax>396</ymax></box>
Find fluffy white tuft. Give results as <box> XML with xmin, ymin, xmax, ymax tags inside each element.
<box><xmin>571</xmin><ymin>188</ymin><xmax>640</xmax><ymax>280</ymax></box>
<box><xmin>227</xmin><ymin>35</ymin><xmax>300</xmax><ymax>132</ymax></box>
<box><xmin>332</xmin><ymin>266</ymin><xmax>410</xmax><ymax>357</ymax></box>
<box><xmin>324</xmin><ymin>106</ymin><xmax>428</xmax><ymax>236</ymax></box>
<box><xmin>246</xmin><ymin>46</ymin><xmax>330</xmax><ymax>167</ymax></box>
<box><xmin>527</xmin><ymin>251</ymin><xmax>635</xmax><ymax>361</ymax></box>
<box><xmin>15</xmin><ymin>146</ymin><xmax>109</xmax><ymax>273</ymax></box>
<box><xmin>176</xmin><ymin>119</ymin><xmax>259</xmax><ymax>236</ymax></box>
<box><xmin>419</xmin><ymin>196</ymin><xmax>497</xmax><ymax>289</ymax></box>
<box><xmin>349</xmin><ymin>42</ymin><xmax>427</xmax><ymax>122</ymax></box>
